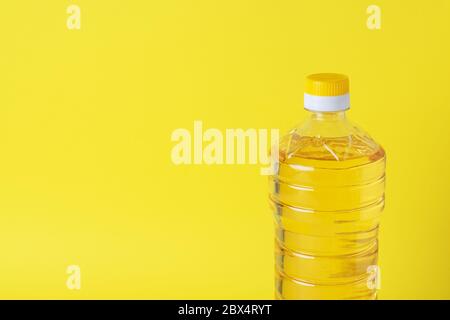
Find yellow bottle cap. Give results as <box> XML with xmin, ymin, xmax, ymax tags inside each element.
<box><xmin>305</xmin><ymin>73</ymin><xmax>349</xmax><ymax>97</ymax></box>
<box><xmin>304</xmin><ymin>73</ymin><xmax>350</xmax><ymax>111</ymax></box>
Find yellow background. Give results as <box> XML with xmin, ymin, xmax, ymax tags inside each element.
<box><xmin>0</xmin><ymin>0</ymin><xmax>449</xmax><ymax>299</ymax></box>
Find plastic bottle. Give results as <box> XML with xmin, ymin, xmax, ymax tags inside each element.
<box><xmin>270</xmin><ymin>73</ymin><xmax>385</xmax><ymax>300</ymax></box>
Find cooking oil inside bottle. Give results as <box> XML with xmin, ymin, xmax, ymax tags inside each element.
<box><xmin>271</xmin><ymin>129</ymin><xmax>385</xmax><ymax>300</ymax></box>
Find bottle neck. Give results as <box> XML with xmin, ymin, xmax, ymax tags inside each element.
<box><xmin>310</xmin><ymin>111</ymin><xmax>347</xmax><ymax>121</ymax></box>
<box><xmin>301</xmin><ymin>111</ymin><xmax>350</xmax><ymax>138</ymax></box>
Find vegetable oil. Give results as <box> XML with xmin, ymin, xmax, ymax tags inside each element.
<box><xmin>270</xmin><ymin>73</ymin><xmax>385</xmax><ymax>300</ymax></box>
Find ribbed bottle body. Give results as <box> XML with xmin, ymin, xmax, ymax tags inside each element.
<box><xmin>271</xmin><ymin>128</ymin><xmax>385</xmax><ymax>300</ymax></box>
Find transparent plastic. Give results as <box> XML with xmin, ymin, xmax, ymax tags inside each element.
<box><xmin>270</xmin><ymin>111</ymin><xmax>385</xmax><ymax>300</ymax></box>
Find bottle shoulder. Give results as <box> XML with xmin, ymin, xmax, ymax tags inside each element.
<box><xmin>278</xmin><ymin>116</ymin><xmax>384</xmax><ymax>166</ymax></box>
